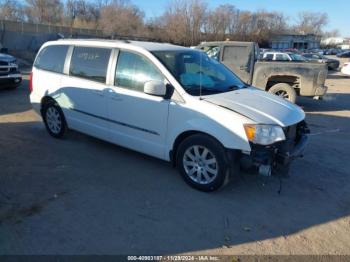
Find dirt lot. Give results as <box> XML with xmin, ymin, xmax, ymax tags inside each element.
<box><xmin>0</xmin><ymin>64</ymin><xmax>349</xmax><ymax>255</ymax></box>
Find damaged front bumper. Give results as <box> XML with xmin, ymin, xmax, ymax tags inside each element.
<box><xmin>276</xmin><ymin>134</ymin><xmax>308</xmax><ymax>165</ymax></box>
<box><xmin>240</xmin><ymin>121</ymin><xmax>309</xmax><ymax>176</ymax></box>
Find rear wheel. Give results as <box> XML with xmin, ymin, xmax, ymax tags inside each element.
<box><xmin>268</xmin><ymin>83</ymin><xmax>297</xmax><ymax>103</ymax></box>
<box><xmin>42</xmin><ymin>101</ymin><xmax>67</xmax><ymax>138</ymax></box>
<box><xmin>176</xmin><ymin>134</ymin><xmax>232</xmax><ymax>192</ymax></box>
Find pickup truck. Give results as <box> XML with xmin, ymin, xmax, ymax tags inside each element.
<box><xmin>0</xmin><ymin>52</ymin><xmax>22</xmax><ymax>89</ymax></box>
<box><xmin>197</xmin><ymin>41</ymin><xmax>328</xmax><ymax>103</ymax></box>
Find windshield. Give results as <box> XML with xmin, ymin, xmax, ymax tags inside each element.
<box><xmin>289</xmin><ymin>53</ymin><xmax>307</xmax><ymax>61</ymax></box>
<box><xmin>152</xmin><ymin>50</ymin><xmax>246</xmax><ymax>96</ymax></box>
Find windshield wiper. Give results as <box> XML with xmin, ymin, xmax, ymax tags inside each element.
<box><xmin>185</xmin><ymin>87</ymin><xmax>223</xmax><ymax>95</ymax></box>
<box><xmin>227</xmin><ymin>84</ymin><xmax>248</xmax><ymax>90</ymax></box>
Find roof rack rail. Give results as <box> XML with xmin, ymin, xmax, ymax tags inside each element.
<box><xmin>109</xmin><ymin>34</ymin><xmax>163</xmax><ymax>43</ymax></box>
<box><xmin>56</xmin><ymin>34</ymin><xmax>166</xmax><ymax>44</ymax></box>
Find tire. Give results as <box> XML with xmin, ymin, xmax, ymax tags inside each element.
<box><xmin>42</xmin><ymin>100</ymin><xmax>67</xmax><ymax>138</ymax></box>
<box><xmin>268</xmin><ymin>83</ymin><xmax>297</xmax><ymax>103</ymax></box>
<box><xmin>176</xmin><ymin>134</ymin><xmax>232</xmax><ymax>192</ymax></box>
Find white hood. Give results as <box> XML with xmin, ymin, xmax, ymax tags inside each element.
<box><xmin>0</xmin><ymin>53</ymin><xmax>16</xmax><ymax>62</ymax></box>
<box><xmin>203</xmin><ymin>88</ymin><xmax>305</xmax><ymax>127</ymax></box>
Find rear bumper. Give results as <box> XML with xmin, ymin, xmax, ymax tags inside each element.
<box><xmin>314</xmin><ymin>85</ymin><xmax>328</xmax><ymax>96</ymax></box>
<box><xmin>29</xmin><ymin>93</ymin><xmax>42</xmax><ymax>115</ymax></box>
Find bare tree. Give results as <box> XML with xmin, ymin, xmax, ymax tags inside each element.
<box><xmin>0</xmin><ymin>0</ymin><xmax>336</xmax><ymax>47</ymax></box>
<box><xmin>25</xmin><ymin>0</ymin><xmax>63</xmax><ymax>24</ymax></box>
<box><xmin>323</xmin><ymin>29</ymin><xmax>340</xmax><ymax>38</ymax></box>
<box><xmin>99</xmin><ymin>0</ymin><xmax>144</xmax><ymax>36</ymax></box>
<box><xmin>144</xmin><ymin>17</ymin><xmax>168</xmax><ymax>41</ymax></box>
<box><xmin>65</xmin><ymin>0</ymin><xmax>78</xmax><ymax>27</ymax></box>
<box><xmin>0</xmin><ymin>0</ymin><xmax>24</xmax><ymax>21</ymax></box>
<box><xmin>64</xmin><ymin>0</ymin><xmax>100</xmax><ymax>29</ymax></box>
<box><xmin>249</xmin><ymin>10</ymin><xmax>288</xmax><ymax>44</ymax></box>
<box><xmin>204</xmin><ymin>4</ymin><xmax>239</xmax><ymax>41</ymax></box>
<box><xmin>294</xmin><ymin>11</ymin><xmax>328</xmax><ymax>35</ymax></box>
<box><xmin>160</xmin><ymin>0</ymin><xmax>207</xmax><ymax>46</ymax></box>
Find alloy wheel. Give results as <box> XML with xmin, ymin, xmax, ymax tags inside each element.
<box><xmin>275</xmin><ymin>90</ymin><xmax>289</xmax><ymax>99</ymax></box>
<box><xmin>45</xmin><ymin>106</ymin><xmax>62</xmax><ymax>134</ymax></box>
<box><xmin>182</xmin><ymin>145</ymin><xmax>218</xmax><ymax>185</ymax></box>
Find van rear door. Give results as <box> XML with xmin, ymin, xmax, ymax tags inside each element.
<box><xmin>60</xmin><ymin>46</ymin><xmax>112</xmax><ymax>140</ymax></box>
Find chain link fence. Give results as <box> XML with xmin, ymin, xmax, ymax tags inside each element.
<box><xmin>0</xmin><ymin>20</ymin><xmax>104</xmax><ymax>62</ymax></box>
<box><xmin>0</xmin><ymin>20</ymin><xmax>103</xmax><ymax>37</ymax></box>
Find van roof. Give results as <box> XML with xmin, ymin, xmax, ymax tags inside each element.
<box><xmin>52</xmin><ymin>38</ymin><xmax>189</xmax><ymax>52</ymax></box>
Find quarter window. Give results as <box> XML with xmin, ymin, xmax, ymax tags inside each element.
<box><xmin>69</xmin><ymin>47</ymin><xmax>111</xmax><ymax>83</ymax></box>
<box><xmin>115</xmin><ymin>51</ymin><xmax>164</xmax><ymax>92</ymax></box>
<box><xmin>34</xmin><ymin>45</ymin><xmax>69</xmax><ymax>73</ymax></box>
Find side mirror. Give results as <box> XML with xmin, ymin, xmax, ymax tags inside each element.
<box><xmin>144</xmin><ymin>80</ymin><xmax>167</xmax><ymax>97</ymax></box>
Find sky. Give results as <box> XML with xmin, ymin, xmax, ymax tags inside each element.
<box><xmin>132</xmin><ymin>0</ymin><xmax>350</xmax><ymax>37</ymax></box>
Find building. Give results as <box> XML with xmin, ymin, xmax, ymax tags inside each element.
<box><xmin>270</xmin><ymin>34</ymin><xmax>321</xmax><ymax>50</ymax></box>
<box><xmin>321</xmin><ymin>37</ymin><xmax>350</xmax><ymax>49</ymax></box>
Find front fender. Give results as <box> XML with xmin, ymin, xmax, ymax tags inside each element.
<box><xmin>165</xmin><ymin>102</ymin><xmax>252</xmax><ymax>160</ymax></box>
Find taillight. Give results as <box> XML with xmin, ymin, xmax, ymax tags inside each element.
<box><xmin>29</xmin><ymin>72</ymin><xmax>33</xmax><ymax>93</ymax></box>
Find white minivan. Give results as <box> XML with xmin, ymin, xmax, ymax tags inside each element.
<box><xmin>30</xmin><ymin>39</ymin><xmax>309</xmax><ymax>191</ymax></box>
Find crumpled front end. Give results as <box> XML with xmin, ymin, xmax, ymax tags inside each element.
<box><xmin>240</xmin><ymin>121</ymin><xmax>310</xmax><ymax>176</ymax></box>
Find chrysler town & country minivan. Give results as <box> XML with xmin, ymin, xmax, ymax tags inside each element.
<box><xmin>30</xmin><ymin>39</ymin><xmax>309</xmax><ymax>191</ymax></box>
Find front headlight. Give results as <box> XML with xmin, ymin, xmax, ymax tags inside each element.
<box><xmin>9</xmin><ymin>62</ymin><xmax>18</xmax><ymax>67</ymax></box>
<box><xmin>244</xmin><ymin>124</ymin><xmax>286</xmax><ymax>145</ymax></box>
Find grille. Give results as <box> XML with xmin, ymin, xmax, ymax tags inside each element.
<box><xmin>280</xmin><ymin>123</ymin><xmax>300</xmax><ymax>153</ymax></box>
<box><xmin>285</xmin><ymin>124</ymin><xmax>297</xmax><ymax>141</ymax></box>
<box><xmin>0</xmin><ymin>61</ymin><xmax>8</xmax><ymax>66</ymax></box>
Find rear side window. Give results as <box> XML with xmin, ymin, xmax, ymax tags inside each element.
<box><xmin>264</xmin><ymin>54</ymin><xmax>274</xmax><ymax>60</ymax></box>
<box><xmin>69</xmin><ymin>47</ymin><xmax>111</xmax><ymax>83</ymax></box>
<box><xmin>34</xmin><ymin>45</ymin><xmax>68</xmax><ymax>73</ymax></box>
<box><xmin>222</xmin><ymin>46</ymin><xmax>249</xmax><ymax>64</ymax></box>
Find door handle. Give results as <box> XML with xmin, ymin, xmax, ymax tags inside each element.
<box><xmin>107</xmin><ymin>89</ymin><xmax>123</xmax><ymax>101</ymax></box>
<box><xmin>240</xmin><ymin>66</ymin><xmax>248</xmax><ymax>70</ymax></box>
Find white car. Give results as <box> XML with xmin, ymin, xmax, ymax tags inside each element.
<box><xmin>262</xmin><ymin>51</ymin><xmax>306</xmax><ymax>62</ymax></box>
<box><xmin>341</xmin><ymin>62</ymin><xmax>350</xmax><ymax>76</ymax></box>
<box><xmin>29</xmin><ymin>39</ymin><xmax>309</xmax><ymax>191</ymax></box>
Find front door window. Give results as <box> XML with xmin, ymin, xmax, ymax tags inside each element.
<box><xmin>115</xmin><ymin>51</ymin><xmax>165</xmax><ymax>92</ymax></box>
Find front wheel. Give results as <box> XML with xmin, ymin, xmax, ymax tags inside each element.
<box><xmin>42</xmin><ymin>101</ymin><xmax>67</xmax><ymax>138</ymax></box>
<box><xmin>268</xmin><ymin>83</ymin><xmax>297</xmax><ymax>103</ymax></box>
<box><xmin>176</xmin><ymin>134</ymin><xmax>231</xmax><ymax>192</ymax></box>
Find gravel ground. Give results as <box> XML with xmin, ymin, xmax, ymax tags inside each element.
<box><xmin>0</xmin><ymin>64</ymin><xmax>349</xmax><ymax>255</ymax></box>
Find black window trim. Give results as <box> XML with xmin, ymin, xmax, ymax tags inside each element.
<box><xmin>68</xmin><ymin>45</ymin><xmax>113</xmax><ymax>84</ymax></box>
